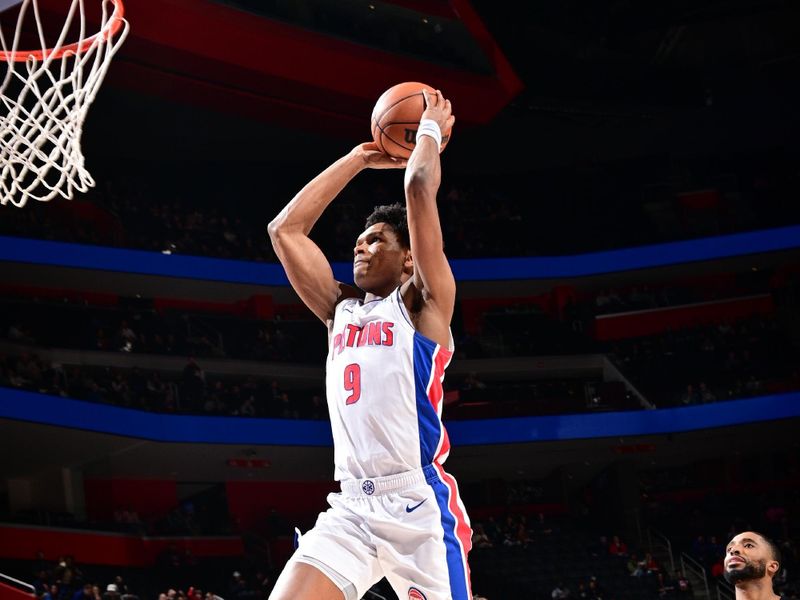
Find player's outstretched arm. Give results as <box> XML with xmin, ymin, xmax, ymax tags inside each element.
<box><xmin>403</xmin><ymin>89</ymin><xmax>457</xmax><ymax>341</ymax></box>
<box><xmin>268</xmin><ymin>143</ymin><xmax>406</xmax><ymax>325</ymax></box>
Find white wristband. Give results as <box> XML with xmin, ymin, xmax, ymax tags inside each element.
<box><xmin>416</xmin><ymin>118</ymin><xmax>442</xmax><ymax>152</ymax></box>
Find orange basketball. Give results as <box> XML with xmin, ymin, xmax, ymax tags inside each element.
<box><xmin>370</xmin><ymin>82</ymin><xmax>452</xmax><ymax>159</ymax></box>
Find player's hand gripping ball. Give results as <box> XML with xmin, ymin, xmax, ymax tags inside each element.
<box><xmin>371</xmin><ymin>81</ymin><xmax>452</xmax><ymax>159</ymax></box>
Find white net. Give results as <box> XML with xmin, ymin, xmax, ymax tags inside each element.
<box><xmin>0</xmin><ymin>0</ymin><xmax>128</xmax><ymax>207</ymax></box>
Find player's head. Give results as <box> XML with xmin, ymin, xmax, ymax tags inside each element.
<box><xmin>353</xmin><ymin>203</ymin><xmax>413</xmax><ymax>294</ymax></box>
<box><xmin>364</xmin><ymin>203</ymin><xmax>410</xmax><ymax>248</ymax></box>
<box><xmin>723</xmin><ymin>531</ymin><xmax>781</xmax><ymax>585</ymax></box>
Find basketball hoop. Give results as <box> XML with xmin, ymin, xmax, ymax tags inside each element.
<box><xmin>0</xmin><ymin>0</ymin><xmax>129</xmax><ymax>207</ymax></box>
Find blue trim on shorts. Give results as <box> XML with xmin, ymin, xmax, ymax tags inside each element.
<box><xmin>428</xmin><ymin>471</ymin><xmax>470</xmax><ymax>600</ymax></box>
<box><xmin>412</xmin><ymin>333</ymin><xmax>441</xmax><ymax>466</ymax></box>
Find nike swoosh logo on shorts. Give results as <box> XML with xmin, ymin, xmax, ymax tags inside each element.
<box><xmin>406</xmin><ymin>499</ymin><xmax>427</xmax><ymax>513</ymax></box>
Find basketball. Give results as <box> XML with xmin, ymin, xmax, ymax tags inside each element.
<box><xmin>371</xmin><ymin>81</ymin><xmax>452</xmax><ymax>159</ymax></box>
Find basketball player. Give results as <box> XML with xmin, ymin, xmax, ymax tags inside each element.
<box><xmin>724</xmin><ymin>531</ymin><xmax>783</xmax><ymax>600</ymax></box>
<box><xmin>267</xmin><ymin>89</ymin><xmax>471</xmax><ymax>600</ymax></box>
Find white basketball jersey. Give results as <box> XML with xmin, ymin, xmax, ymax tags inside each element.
<box><xmin>326</xmin><ymin>287</ymin><xmax>454</xmax><ymax>481</ymax></box>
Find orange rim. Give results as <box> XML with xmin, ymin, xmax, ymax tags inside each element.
<box><xmin>0</xmin><ymin>0</ymin><xmax>125</xmax><ymax>61</ymax></box>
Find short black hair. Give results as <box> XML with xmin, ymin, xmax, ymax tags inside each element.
<box><xmin>753</xmin><ymin>531</ymin><xmax>782</xmax><ymax>572</ymax></box>
<box><xmin>364</xmin><ymin>202</ymin><xmax>409</xmax><ymax>248</ymax></box>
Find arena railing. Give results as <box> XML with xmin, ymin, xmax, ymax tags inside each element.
<box><xmin>0</xmin><ymin>573</ymin><xmax>35</xmax><ymax>598</ymax></box>
<box><xmin>680</xmin><ymin>552</ymin><xmax>710</xmax><ymax>599</ymax></box>
<box><xmin>647</xmin><ymin>528</ymin><xmax>675</xmax><ymax>573</ymax></box>
<box><xmin>716</xmin><ymin>581</ymin><xmax>734</xmax><ymax>600</ymax></box>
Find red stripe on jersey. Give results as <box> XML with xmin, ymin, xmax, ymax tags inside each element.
<box><xmin>434</xmin><ymin>462</ymin><xmax>473</xmax><ymax>596</ymax></box>
<box><xmin>427</xmin><ymin>345</ymin><xmax>453</xmax><ymax>415</ymax></box>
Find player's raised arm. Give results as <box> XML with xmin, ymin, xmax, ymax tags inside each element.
<box><xmin>268</xmin><ymin>143</ymin><xmax>406</xmax><ymax>325</ymax></box>
<box><xmin>403</xmin><ymin>89</ymin><xmax>457</xmax><ymax>324</ymax></box>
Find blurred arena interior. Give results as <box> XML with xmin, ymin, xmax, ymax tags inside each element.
<box><xmin>0</xmin><ymin>0</ymin><xmax>799</xmax><ymax>599</ymax></box>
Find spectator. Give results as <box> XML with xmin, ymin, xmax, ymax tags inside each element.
<box><xmin>117</xmin><ymin>321</ymin><xmax>137</xmax><ymax>352</ymax></box>
<box><xmin>227</xmin><ymin>571</ymin><xmax>248</xmax><ymax>599</ymax></box>
<box><xmin>514</xmin><ymin>520</ymin><xmax>532</xmax><ymax>548</ymax></box>
<box><xmin>698</xmin><ymin>381</ymin><xmax>717</xmax><ymax>403</ymax></box>
<box><xmin>472</xmin><ymin>523</ymin><xmax>493</xmax><ymax>549</ymax></box>
<box><xmin>43</xmin><ymin>584</ymin><xmax>59</xmax><ymax>600</ymax></box>
<box><xmin>111</xmin><ymin>576</ymin><xmax>129</xmax><ymax>597</ymax></box>
<box><xmin>535</xmin><ymin>512</ymin><xmax>554</xmax><ymax>536</ymax></box>
<box><xmin>711</xmin><ymin>556</ymin><xmax>725</xmax><ymax>578</ymax></box>
<box><xmin>674</xmin><ymin>570</ymin><xmax>693</xmax><ymax>597</ymax></box>
<box><xmin>461</xmin><ymin>372</ymin><xmax>487</xmax><ymax>392</ymax></box>
<box><xmin>608</xmin><ymin>534</ymin><xmax>628</xmax><ymax>557</ymax></box>
<box><xmin>54</xmin><ymin>556</ymin><xmax>83</xmax><ymax>593</ymax></box>
<box><xmin>32</xmin><ymin>569</ymin><xmax>50</xmax><ymax>596</ymax></box>
<box><xmin>181</xmin><ymin>359</ymin><xmax>205</xmax><ymax>412</ymax></box>
<box><xmin>630</xmin><ymin>554</ymin><xmax>647</xmax><ymax>578</ymax></box>
<box><xmin>587</xmin><ymin>578</ymin><xmax>605</xmax><ymax>599</ymax></box>
<box><xmin>237</xmin><ymin>395</ymin><xmax>257</xmax><ymax>417</ymax></box>
<box><xmin>483</xmin><ymin>516</ymin><xmax>501</xmax><ymax>545</ymax></box>
<box><xmin>72</xmin><ymin>583</ymin><xmax>94</xmax><ymax>600</ymax></box>
<box><xmin>551</xmin><ymin>582</ymin><xmax>571</xmax><ymax>599</ymax></box>
<box><xmin>656</xmin><ymin>572</ymin><xmax>674</xmax><ymax>598</ymax></box>
<box><xmin>253</xmin><ymin>571</ymin><xmax>272</xmax><ymax>597</ymax></box>
<box><xmin>102</xmin><ymin>585</ymin><xmax>120</xmax><ymax>600</ymax></box>
<box><xmin>681</xmin><ymin>384</ymin><xmax>699</xmax><ymax>405</ymax></box>
<box><xmin>278</xmin><ymin>391</ymin><xmax>298</xmax><ymax>419</ymax></box>
<box><xmin>575</xmin><ymin>582</ymin><xmax>588</xmax><ymax>599</ymax></box>
<box><xmin>643</xmin><ymin>552</ymin><xmax>660</xmax><ymax>575</ymax></box>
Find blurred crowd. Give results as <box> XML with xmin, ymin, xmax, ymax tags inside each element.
<box><xmin>2</xmin><ymin>298</ymin><xmax>325</xmax><ymax>364</ymax></box>
<box><xmin>1</xmin><ymin>147</ymin><xmax>798</xmax><ymax>262</ymax></box>
<box><xmin>31</xmin><ymin>555</ymin><xmax>140</xmax><ymax>600</ymax></box>
<box><xmin>609</xmin><ymin>315</ymin><xmax>800</xmax><ymax>407</ymax></box>
<box><xmin>468</xmin><ymin>512</ymin><xmax>694</xmax><ymax>599</ymax></box>
<box><xmin>24</xmin><ymin>552</ymin><xmax>273</xmax><ymax>600</ymax></box>
<box><xmin>0</xmin><ymin>350</ymin><xmax>640</xmax><ymax>419</ymax></box>
<box><xmin>3</xmin><ymin>293</ymin><xmax>798</xmax><ymax>419</ymax></box>
<box><xmin>0</xmin><ymin>352</ymin><xmax>324</xmax><ymax>419</ymax></box>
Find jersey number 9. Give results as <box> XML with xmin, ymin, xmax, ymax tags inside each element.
<box><xmin>344</xmin><ymin>363</ymin><xmax>362</xmax><ymax>405</ymax></box>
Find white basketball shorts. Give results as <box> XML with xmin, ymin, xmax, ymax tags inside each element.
<box><xmin>290</xmin><ymin>464</ymin><xmax>472</xmax><ymax>600</ymax></box>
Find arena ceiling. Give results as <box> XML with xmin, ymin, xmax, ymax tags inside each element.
<box><xmin>13</xmin><ymin>0</ymin><xmax>799</xmax><ymax>171</ymax></box>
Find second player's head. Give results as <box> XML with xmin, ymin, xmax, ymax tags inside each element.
<box><xmin>724</xmin><ymin>531</ymin><xmax>781</xmax><ymax>586</ymax></box>
<box><xmin>353</xmin><ymin>202</ymin><xmax>413</xmax><ymax>295</ymax></box>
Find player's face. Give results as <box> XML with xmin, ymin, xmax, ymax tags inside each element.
<box><xmin>353</xmin><ymin>222</ymin><xmax>411</xmax><ymax>294</ymax></box>
<box><xmin>723</xmin><ymin>532</ymin><xmax>775</xmax><ymax>584</ymax></box>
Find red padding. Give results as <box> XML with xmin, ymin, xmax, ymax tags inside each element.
<box><xmin>0</xmin><ymin>525</ymin><xmax>242</xmax><ymax>567</ymax></box>
<box><xmin>594</xmin><ymin>295</ymin><xmax>774</xmax><ymax>341</ymax></box>
<box><xmin>0</xmin><ymin>578</ymin><xmax>35</xmax><ymax>599</ymax></box>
